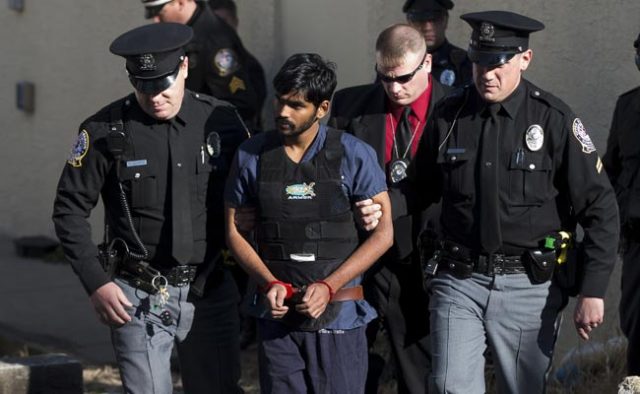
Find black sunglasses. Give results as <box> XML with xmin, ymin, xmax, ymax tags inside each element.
<box><xmin>375</xmin><ymin>51</ymin><xmax>427</xmax><ymax>84</ymax></box>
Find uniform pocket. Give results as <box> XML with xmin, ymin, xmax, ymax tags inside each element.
<box><xmin>437</xmin><ymin>149</ymin><xmax>473</xmax><ymax>201</ymax></box>
<box><xmin>119</xmin><ymin>166</ymin><xmax>158</xmax><ymax>209</ymax></box>
<box><xmin>508</xmin><ymin>151</ymin><xmax>552</xmax><ymax>206</ymax></box>
<box><xmin>195</xmin><ymin>151</ymin><xmax>212</xmax><ymax>204</ymax></box>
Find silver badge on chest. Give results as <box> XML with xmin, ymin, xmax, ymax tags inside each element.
<box><xmin>525</xmin><ymin>124</ymin><xmax>544</xmax><ymax>152</ymax></box>
<box><xmin>389</xmin><ymin>159</ymin><xmax>409</xmax><ymax>183</ymax></box>
<box><xmin>206</xmin><ymin>132</ymin><xmax>221</xmax><ymax>158</ymax></box>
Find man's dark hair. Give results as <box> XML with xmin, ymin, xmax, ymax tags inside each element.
<box><xmin>273</xmin><ymin>53</ymin><xmax>337</xmax><ymax>107</ymax></box>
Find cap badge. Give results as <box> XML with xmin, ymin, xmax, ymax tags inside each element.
<box><xmin>138</xmin><ymin>53</ymin><xmax>157</xmax><ymax>71</ymax></box>
<box><xmin>439</xmin><ymin>69</ymin><xmax>456</xmax><ymax>86</ymax></box>
<box><xmin>479</xmin><ymin>22</ymin><xmax>495</xmax><ymax>42</ymax></box>
<box><xmin>525</xmin><ymin>124</ymin><xmax>544</xmax><ymax>152</ymax></box>
<box><xmin>572</xmin><ymin>118</ymin><xmax>596</xmax><ymax>154</ymax></box>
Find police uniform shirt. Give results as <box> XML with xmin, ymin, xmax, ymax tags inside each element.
<box><xmin>430</xmin><ymin>40</ymin><xmax>471</xmax><ymax>88</ymax></box>
<box><xmin>186</xmin><ymin>3</ymin><xmax>262</xmax><ymax>123</ymax></box>
<box><xmin>411</xmin><ymin>79</ymin><xmax>618</xmax><ymax>297</ymax></box>
<box><xmin>53</xmin><ymin>91</ymin><xmax>244</xmax><ymax>294</ymax></box>
<box><xmin>224</xmin><ymin>124</ymin><xmax>386</xmax><ymax>329</ymax></box>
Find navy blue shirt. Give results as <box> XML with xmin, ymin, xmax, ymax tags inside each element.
<box><xmin>225</xmin><ymin>124</ymin><xmax>386</xmax><ymax>329</ymax></box>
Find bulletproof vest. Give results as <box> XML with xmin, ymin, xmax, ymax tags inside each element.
<box><xmin>257</xmin><ymin>128</ymin><xmax>359</xmax><ymax>330</ymax></box>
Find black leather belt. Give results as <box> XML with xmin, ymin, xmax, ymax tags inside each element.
<box><xmin>117</xmin><ymin>260</ymin><xmax>197</xmax><ymax>293</ymax></box>
<box><xmin>438</xmin><ymin>241</ymin><xmax>527</xmax><ymax>276</ymax></box>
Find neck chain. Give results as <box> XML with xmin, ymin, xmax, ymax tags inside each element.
<box><xmin>388</xmin><ymin>112</ymin><xmax>421</xmax><ymax>160</ymax></box>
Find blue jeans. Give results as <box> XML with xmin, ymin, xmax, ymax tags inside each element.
<box><xmin>428</xmin><ymin>272</ymin><xmax>565</xmax><ymax>394</ymax></box>
<box><xmin>110</xmin><ymin>277</ymin><xmax>193</xmax><ymax>394</ymax></box>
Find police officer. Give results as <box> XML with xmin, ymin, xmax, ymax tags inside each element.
<box><xmin>403</xmin><ymin>0</ymin><xmax>471</xmax><ymax>88</ymax></box>
<box><xmin>404</xmin><ymin>11</ymin><xmax>618</xmax><ymax>393</ymax></box>
<box><xmin>225</xmin><ymin>53</ymin><xmax>394</xmax><ymax>393</ymax></box>
<box><xmin>52</xmin><ymin>23</ymin><xmax>247</xmax><ymax>394</ymax></box>
<box><xmin>142</xmin><ymin>0</ymin><xmax>266</xmax><ymax>128</ymax></box>
<box><xmin>330</xmin><ymin>24</ymin><xmax>449</xmax><ymax>394</ymax></box>
<box><xmin>603</xmin><ymin>32</ymin><xmax>640</xmax><ymax>377</ymax></box>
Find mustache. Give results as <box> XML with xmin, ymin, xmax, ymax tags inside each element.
<box><xmin>275</xmin><ymin>117</ymin><xmax>294</xmax><ymax>128</ymax></box>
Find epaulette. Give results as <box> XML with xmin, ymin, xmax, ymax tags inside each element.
<box><xmin>189</xmin><ymin>90</ymin><xmax>236</xmax><ymax>110</ymax></box>
<box><xmin>619</xmin><ymin>85</ymin><xmax>640</xmax><ymax>99</ymax></box>
<box><xmin>528</xmin><ymin>84</ymin><xmax>572</xmax><ymax>117</ymax></box>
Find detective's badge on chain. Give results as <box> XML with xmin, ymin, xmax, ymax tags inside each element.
<box><xmin>572</xmin><ymin>118</ymin><xmax>596</xmax><ymax>154</ymax></box>
<box><xmin>67</xmin><ymin>129</ymin><xmax>90</xmax><ymax>168</ymax></box>
<box><xmin>525</xmin><ymin>124</ymin><xmax>544</xmax><ymax>152</ymax></box>
<box><xmin>390</xmin><ymin>159</ymin><xmax>409</xmax><ymax>183</ymax></box>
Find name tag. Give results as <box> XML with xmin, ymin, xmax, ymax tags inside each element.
<box><xmin>126</xmin><ymin>159</ymin><xmax>148</xmax><ymax>168</ymax></box>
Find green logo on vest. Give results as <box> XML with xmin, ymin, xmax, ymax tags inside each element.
<box><xmin>285</xmin><ymin>182</ymin><xmax>316</xmax><ymax>200</ymax></box>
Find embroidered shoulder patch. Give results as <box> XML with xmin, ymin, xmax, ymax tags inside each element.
<box><xmin>67</xmin><ymin>130</ymin><xmax>89</xmax><ymax>168</ymax></box>
<box><xmin>572</xmin><ymin>118</ymin><xmax>596</xmax><ymax>154</ymax></box>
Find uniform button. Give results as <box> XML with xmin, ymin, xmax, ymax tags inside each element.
<box><xmin>177</xmin><ymin>163</ymin><xmax>182</xmax><ymax>168</ymax></box>
<box><xmin>534</xmin><ymin>91</ymin><xmax>540</xmax><ymax>96</ymax></box>
<box><xmin>134</xmin><ymin>173</ymin><xmax>141</xmax><ymax>179</ymax></box>
<box><xmin>451</xmin><ymin>156</ymin><xmax>457</xmax><ymax>161</ymax></box>
<box><xmin>451</xmin><ymin>246</ymin><xmax>459</xmax><ymax>252</ymax></box>
<box><xmin>529</xmin><ymin>163</ymin><xmax>536</xmax><ymax>170</ymax></box>
<box><xmin>485</xmin><ymin>161</ymin><xmax>492</xmax><ymax>167</ymax></box>
<box><xmin>125</xmin><ymin>99</ymin><xmax>131</xmax><ymax>106</ymax></box>
<box><xmin>448</xmin><ymin>263</ymin><xmax>455</xmax><ymax>269</ymax></box>
<box><xmin>195</xmin><ymin>93</ymin><xmax>200</xmax><ymax>98</ymax></box>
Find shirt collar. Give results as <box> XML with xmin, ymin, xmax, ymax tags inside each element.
<box><xmin>497</xmin><ymin>80</ymin><xmax>525</xmax><ymax>119</ymax></box>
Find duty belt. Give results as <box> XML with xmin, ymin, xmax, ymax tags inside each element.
<box><xmin>117</xmin><ymin>259</ymin><xmax>197</xmax><ymax>294</ymax></box>
<box><xmin>438</xmin><ymin>241</ymin><xmax>527</xmax><ymax>276</ymax></box>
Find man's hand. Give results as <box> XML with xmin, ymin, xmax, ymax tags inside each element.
<box><xmin>296</xmin><ymin>282</ymin><xmax>332</xmax><ymax>319</ymax></box>
<box><xmin>573</xmin><ymin>296</ymin><xmax>605</xmax><ymax>341</ymax></box>
<box><xmin>234</xmin><ymin>206</ymin><xmax>257</xmax><ymax>234</ymax></box>
<box><xmin>265</xmin><ymin>283</ymin><xmax>290</xmax><ymax>318</ymax></box>
<box><xmin>90</xmin><ymin>282</ymin><xmax>133</xmax><ymax>326</ymax></box>
<box><xmin>354</xmin><ymin>199</ymin><xmax>382</xmax><ymax>231</ymax></box>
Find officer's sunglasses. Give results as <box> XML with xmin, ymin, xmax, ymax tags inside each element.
<box><xmin>375</xmin><ymin>51</ymin><xmax>427</xmax><ymax>84</ymax></box>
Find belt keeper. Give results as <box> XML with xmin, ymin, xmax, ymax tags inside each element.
<box><xmin>264</xmin><ymin>280</ymin><xmax>294</xmax><ymax>300</ymax></box>
<box><xmin>315</xmin><ymin>280</ymin><xmax>335</xmax><ymax>300</ymax></box>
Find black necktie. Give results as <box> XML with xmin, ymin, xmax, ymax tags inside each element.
<box><xmin>395</xmin><ymin>106</ymin><xmax>413</xmax><ymax>160</ymax></box>
<box><xmin>169</xmin><ymin>124</ymin><xmax>193</xmax><ymax>264</ymax></box>
<box><xmin>479</xmin><ymin>103</ymin><xmax>502</xmax><ymax>254</ymax></box>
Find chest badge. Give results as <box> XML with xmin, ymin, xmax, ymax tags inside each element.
<box><xmin>525</xmin><ymin>124</ymin><xmax>544</xmax><ymax>152</ymax></box>
<box><xmin>286</xmin><ymin>182</ymin><xmax>316</xmax><ymax>200</ymax></box>
<box><xmin>206</xmin><ymin>132</ymin><xmax>221</xmax><ymax>158</ymax></box>
<box><xmin>439</xmin><ymin>69</ymin><xmax>456</xmax><ymax>86</ymax></box>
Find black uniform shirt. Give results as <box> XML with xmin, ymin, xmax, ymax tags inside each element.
<box><xmin>430</xmin><ymin>40</ymin><xmax>472</xmax><ymax>88</ymax></box>
<box><xmin>186</xmin><ymin>4</ymin><xmax>263</xmax><ymax>124</ymax></box>
<box><xmin>53</xmin><ymin>91</ymin><xmax>246</xmax><ymax>294</ymax></box>
<box><xmin>412</xmin><ymin>78</ymin><xmax>619</xmax><ymax>297</ymax></box>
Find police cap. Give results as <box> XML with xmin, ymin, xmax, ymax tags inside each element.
<box><xmin>141</xmin><ymin>0</ymin><xmax>173</xmax><ymax>19</ymax></box>
<box><xmin>403</xmin><ymin>0</ymin><xmax>453</xmax><ymax>21</ymax></box>
<box><xmin>461</xmin><ymin>11</ymin><xmax>544</xmax><ymax>66</ymax></box>
<box><xmin>110</xmin><ymin>23</ymin><xmax>193</xmax><ymax>94</ymax></box>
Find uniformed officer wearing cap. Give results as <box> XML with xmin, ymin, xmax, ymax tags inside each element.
<box><xmin>603</xmin><ymin>31</ymin><xmax>640</xmax><ymax>377</ymax></box>
<box><xmin>142</xmin><ymin>0</ymin><xmax>266</xmax><ymax>129</ymax></box>
<box><xmin>52</xmin><ymin>23</ymin><xmax>247</xmax><ymax>394</ymax></box>
<box><xmin>403</xmin><ymin>0</ymin><xmax>471</xmax><ymax>88</ymax></box>
<box><xmin>402</xmin><ymin>10</ymin><xmax>619</xmax><ymax>393</ymax></box>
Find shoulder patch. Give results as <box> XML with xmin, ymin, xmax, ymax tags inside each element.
<box><xmin>229</xmin><ymin>75</ymin><xmax>246</xmax><ymax>94</ymax></box>
<box><xmin>67</xmin><ymin>130</ymin><xmax>90</xmax><ymax>167</ymax></box>
<box><xmin>572</xmin><ymin>118</ymin><xmax>596</xmax><ymax>154</ymax></box>
<box><xmin>213</xmin><ymin>48</ymin><xmax>239</xmax><ymax>77</ymax></box>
